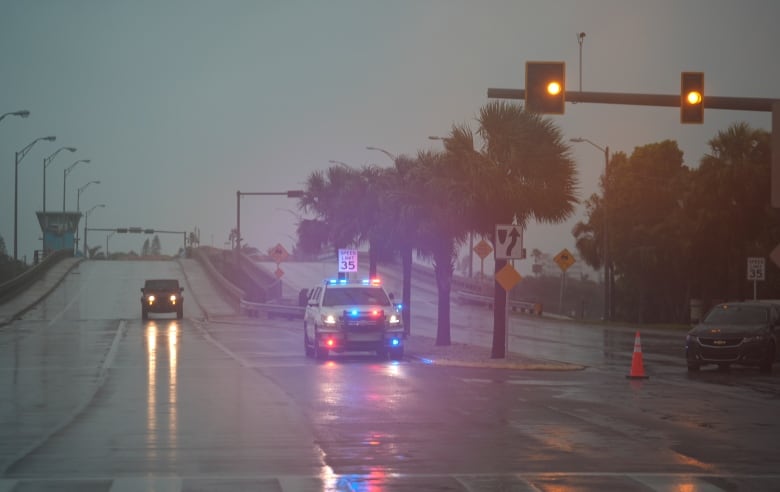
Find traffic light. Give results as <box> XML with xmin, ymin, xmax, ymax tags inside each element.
<box><xmin>525</xmin><ymin>61</ymin><xmax>566</xmax><ymax>114</ymax></box>
<box><xmin>681</xmin><ymin>72</ymin><xmax>704</xmax><ymax>124</ymax></box>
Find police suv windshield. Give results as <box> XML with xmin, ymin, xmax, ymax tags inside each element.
<box><xmin>322</xmin><ymin>287</ymin><xmax>391</xmax><ymax>307</ymax></box>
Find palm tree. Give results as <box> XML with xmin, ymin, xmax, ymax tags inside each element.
<box><xmin>393</xmin><ymin>150</ymin><xmax>472</xmax><ymax>345</ymax></box>
<box><xmin>690</xmin><ymin>122</ymin><xmax>773</xmax><ymax>302</ymax></box>
<box><xmin>299</xmin><ymin>163</ymin><xmax>393</xmax><ymax>278</ymax></box>
<box><xmin>443</xmin><ymin>100</ymin><xmax>578</xmax><ymax>356</ymax></box>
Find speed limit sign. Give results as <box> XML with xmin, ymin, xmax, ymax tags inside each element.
<box><xmin>338</xmin><ymin>249</ymin><xmax>358</xmax><ymax>273</ymax></box>
<box><xmin>747</xmin><ymin>257</ymin><xmax>765</xmax><ymax>281</ymax></box>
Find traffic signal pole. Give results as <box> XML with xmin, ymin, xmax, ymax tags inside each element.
<box><xmin>488</xmin><ymin>88</ymin><xmax>780</xmax><ymax>207</ymax></box>
<box><xmin>485</xmin><ymin>84</ymin><xmax>780</xmax><ymax>356</ymax></box>
<box><xmin>488</xmin><ymin>88</ymin><xmax>776</xmax><ymax>112</ymax></box>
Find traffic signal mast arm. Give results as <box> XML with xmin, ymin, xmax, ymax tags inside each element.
<box><xmin>487</xmin><ymin>88</ymin><xmax>777</xmax><ymax>112</ymax></box>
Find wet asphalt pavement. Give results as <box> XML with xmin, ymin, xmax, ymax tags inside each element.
<box><xmin>0</xmin><ymin>258</ymin><xmax>779</xmax><ymax>491</ymax></box>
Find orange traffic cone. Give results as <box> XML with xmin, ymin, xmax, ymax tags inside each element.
<box><xmin>626</xmin><ymin>331</ymin><xmax>649</xmax><ymax>379</ymax></box>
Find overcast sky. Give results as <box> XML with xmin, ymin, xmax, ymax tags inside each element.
<box><xmin>1</xmin><ymin>0</ymin><xmax>778</xmax><ymax>274</ymax></box>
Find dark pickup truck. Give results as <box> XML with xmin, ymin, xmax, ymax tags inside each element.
<box><xmin>141</xmin><ymin>278</ymin><xmax>184</xmax><ymax>320</ymax></box>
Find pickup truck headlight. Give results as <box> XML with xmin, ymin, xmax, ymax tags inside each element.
<box><xmin>388</xmin><ymin>314</ymin><xmax>401</xmax><ymax>325</ymax></box>
<box><xmin>322</xmin><ymin>313</ymin><xmax>338</xmax><ymax>326</ymax></box>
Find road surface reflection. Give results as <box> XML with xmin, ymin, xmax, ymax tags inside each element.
<box><xmin>145</xmin><ymin>321</ymin><xmax>179</xmax><ymax>464</ymax></box>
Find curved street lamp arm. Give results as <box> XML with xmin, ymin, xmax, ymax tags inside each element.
<box><xmin>365</xmin><ymin>146</ymin><xmax>396</xmax><ymax>161</ymax></box>
<box><xmin>18</xmin><ymin>136</ymin><xmax>56</xmax><ymax>163</ymax></box>
<box><xmin>0</xmin><ymin>110</ymin><xmax>30</xmax><ymax>122</ymax></box>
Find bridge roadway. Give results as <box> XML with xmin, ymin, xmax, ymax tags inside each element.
<box><xmin>0</xmin><ymin>257</ymin><xmax>778</xmax><ymax>491</ymax></box>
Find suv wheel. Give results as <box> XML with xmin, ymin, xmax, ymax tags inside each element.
<box><xmin>176</xmin><ymin>306</ymin><xmax>183</xmax><ymax>319</ymax></box>
<box><xmin>313</xmin><ymin>326</ymin><xmax>329</xmax><ymax>361</ymax></box>
<box><xmin>142</xmin><ymin>308</ymin><xmax>148</xmax><ymax>320</ymax></box>
<box><xmin>303</xmin><ymin>324</ymin><xmax>314</xmax><ymax>358</ymax></box>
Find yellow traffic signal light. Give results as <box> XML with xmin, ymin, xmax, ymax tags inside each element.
<box><xmin>681</xmin><ymin>72</ymin><xmax>704</xmax><ymax>124</ymax></box>
<box><xmin>525</xmin><ymin>61</ymin><xmax>565</xmax><ymax>114</ymax></box>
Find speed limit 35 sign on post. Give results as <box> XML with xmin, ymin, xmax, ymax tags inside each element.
<box><xmin>338</xmin><ymin>249</ymin><xmax>358</xmax><ymax>273</ymax></box>
<box><xmin>747</xmin><ymin>257</ymin><xmax>766</xmax><ymax>281</ymax></box>
<box><xmin>747</xmin><ymin>257</ymin><xmax>765</xmax><ymax>300</ymax></box>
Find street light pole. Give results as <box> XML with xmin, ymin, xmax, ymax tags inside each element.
<box><xmin>42</xmin><ymin>146</ymin><xmax>77</xmax><ymax>253</ymax></box>
<box><xmin>43</xmin><ymin>147</ymin><xmax>77</xmax><ymax>214</ymax></box>
<box><xmin>83</xmin><ymin>204</ymin><xmax>106</xmax><ymax>258</ymax></box>
<box><xmin>63</xmin><ymin>159</ymin><xmax>91</xmax><ymax>213</ymax></box>
<box><xmin>571</xmin><ymin>137</ymin><xmax>610</xmax><ymax>320</ymax></box>
<box><xmin>106</xmin><ymin>231</ymin><xmax>115</xmax><ymax>258</ymax></box>
<box><xmin>75</xmin><ymin>180</ymin><xmax>101</xmax><ymax>253</ymax></box>
<box><xmin>14</xmin><ymin>135</ymin><xmax>56</xmax><ymax>261</ymax></box>
<box><xmin>234</xmin><ymin>190</ymin><xmax>304</xmax><ymax>267</ymax></box>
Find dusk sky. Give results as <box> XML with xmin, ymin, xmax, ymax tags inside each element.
<box><xmin>1</xmin><ymin>1</ymin><xmax>778</xmax><ymax>274</ymax></box>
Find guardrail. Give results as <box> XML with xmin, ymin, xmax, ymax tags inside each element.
<box><xmin>456</xmin><ymin>290</ymin><xmax>543</xmax><ymax>315</ymax></box>
<box><xmin>0</xmin><ymin>249</ymin><xmax>73</xmax><ymax>303</ymax></box>
<box><xmin>190</xmin><ymin>248</ymin><xmax>245</xmax><ymax>305</ymax></box>
<box><xmin>240</xmin><ymin>298</ymin><xmax>304</xmax><ymax>320</ymax></box>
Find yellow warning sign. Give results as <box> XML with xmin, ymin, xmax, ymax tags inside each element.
<box><xmin>473</xmin><ymin>239</ymin><xmax>493</xmax><ymax>260</ymax></box>
<box><xmin>554</xmin><ymin>248</ymin><xmax>575</xmax><ymax>272</ymax></box>
<box><xmin>496</xmin><ymin>263</ymin><xmax>522</xmax><ymax>291</ymax></box>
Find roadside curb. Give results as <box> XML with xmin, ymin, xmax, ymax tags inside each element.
<box><xmin>407</xmin><ymin>354</ymin><xmax>587</xmax><ymax>371</ymax></box>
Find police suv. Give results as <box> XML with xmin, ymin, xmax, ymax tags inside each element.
<box><xmin>303</xmin><ymin>278</ymin><xmax>404</xmax><ymax>360</ymax></box>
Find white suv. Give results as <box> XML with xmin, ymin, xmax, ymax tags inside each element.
<box><xmin>303</xmin><ymin>278</ymin><xmax>404</xmax><ymax>360</ymax></box>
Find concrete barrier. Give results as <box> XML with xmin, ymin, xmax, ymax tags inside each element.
<box><xmin>0</xmin><ymin>250</ymin><xmax>73</xmax><ymax>303</ymax></box>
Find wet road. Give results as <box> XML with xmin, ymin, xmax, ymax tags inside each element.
<box><xmin>1</xmin><ymin>259</ymin><xmax>779</xmax><ymax>491</ymax></box>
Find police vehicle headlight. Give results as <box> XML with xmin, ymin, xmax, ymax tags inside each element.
<box><xmin>322</xmin><ymin>314</ymin><xmax>338</xmax><ymax>326</ymax></box>
<box><xmin>388</xmin><ymin>314</ymin><xmax>401</xmax><ymax>325</ymax></box>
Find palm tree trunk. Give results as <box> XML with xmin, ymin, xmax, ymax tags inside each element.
<box><xmin>368</xmin><ymin>239</ymin><xmax>378</xmax><ymax>279</ymax></box>
<box><xmin>491</xmin><ymin>258</ymin><xmax>507</xmax><ymax>358</ymax></box>
<box><xmin>433</xmin><ymin>251</ymin><xmax>452</xmax><ymax>346</ymax></box>
<box><xmin>401</xmin><ymin>244</ymin><xmax>412</xmax><ymax>336</ymax></box>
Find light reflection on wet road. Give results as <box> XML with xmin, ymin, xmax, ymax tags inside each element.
<box><xmin>0</xmin><ymin>260</ymin><xmax>778</xmax><ymax>491</ymax></box>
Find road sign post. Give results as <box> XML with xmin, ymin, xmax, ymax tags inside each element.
<box><xmin>554</xmin><ymin>248</ymin><xmax>576</xmax><ymax>315</ymax></box>
<box><xmin>492</xmin><ymin>225</ymin><xmax>525</xmax><ymax>359</ymax></box>
<box><xmin>473</xmin><ymin>239</ymin><xmax>493</xmax><ymax>292</ymax></box>
<box><xmin>747</xmin><ymin>257</ymin><xmax>765</xmax><ymax>300</ymax></box>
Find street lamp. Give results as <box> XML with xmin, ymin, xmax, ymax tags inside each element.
<box><xmin>76</xmin><ymin>180</ymin><xmax>101</xmax><ymax>213</ymax></box>
<box><xmin>43</xmin><ymin>146</ymin><xmax>77</xmax><ymax>214</ymax></box>
<box><xmin>328</xmin><ymin>159</ymin><xmax>358</xmax><ymax>170</ymax></box>
<box><xmin>106</xmin><ymin>231</ymin><xmax>116</xmax><ymax>258</ymax></box>
<box><xmin>570</xmin><ymin>137</ymin><xmax>610</xmax><ymax>321</ymax></box>
<box><xmin>235</xmin><ymin>189</ymin><xmax>304</xmax><ymax>266</ymax></box>
<box><xmin>0</xmin><ymin>110</ymin><xmax>30</xmax><ymax>123</ymax></box>
<box><xmin>14</xmin><ymin>135</ymin><xmax>56</xmax><ymax>261</ymax></box>
<box><xmin>365</xmin><ymin>146</ymin><xmax>396</xmax><ymax>161</ymax></box>
<box><xmin>75</xmin><ymin>180</ymin><xmax>101</xmax><ymax>253</ymax></box>
<box><xmin>41</xmin><ymin>146</ymin><xmax>77</xmax><ymax>253</ymax></box>
<box><xmin>83</xmin><ymin>204</ymin><xmax>106</xmax><ymax>258</ymax></box>
<box><xmin>63</xmin><ymin>159</ymin><xmax>91</xmax><ymax>213</ymax></box>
